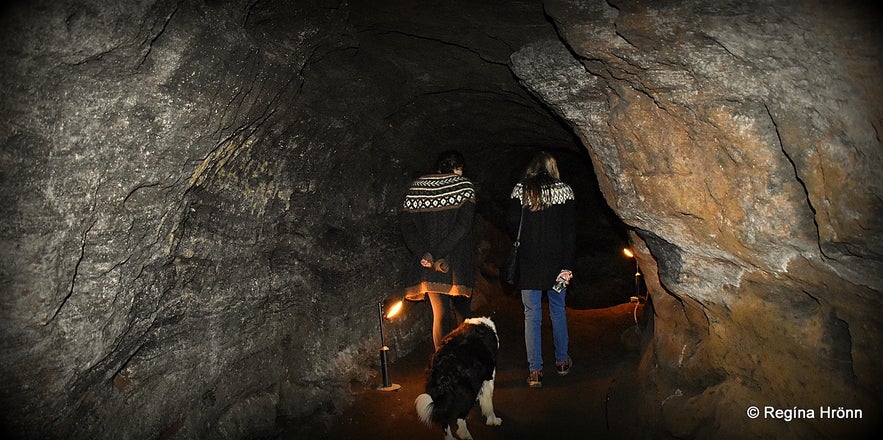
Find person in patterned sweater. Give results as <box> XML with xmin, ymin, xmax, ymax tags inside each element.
<box><xmin>400</xmin><ymin>150</ymin><xmax>476</xmax><ymax>350</ymax></box>
<box><xmin>508</xmin><ymin>151</ymin><xmax>576</xmax><ymax>388</ymax></box>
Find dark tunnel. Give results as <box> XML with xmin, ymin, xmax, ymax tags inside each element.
<box><xmin>2</xmin><ymin>0</ymin><xmax>881</xmax><ymax>439</ymax></box>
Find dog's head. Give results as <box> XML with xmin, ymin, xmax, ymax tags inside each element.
<box><xmin>463</xmin><ymin>316</ymin><xmax>498</xmax><ymax>348</ymax></box>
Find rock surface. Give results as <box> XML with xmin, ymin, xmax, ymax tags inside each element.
<box><xmin>1</xmin><ymin>1</ymin><xmax>407</xmax><ymax>438</ymax></box>
<box><xmin>510</xmin><ymin>0</ymin><xmax>882</xmax><ymax>437</ymax></box>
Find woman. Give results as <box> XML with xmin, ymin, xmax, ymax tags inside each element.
<box><xmin>400</xmin><ymin>150</ymin><xmax>476</xmax><ymax>350</ymax></box>
<box><xmin>508</xmin><ymin>151</ymin><xmax>576</xmax><ymax>388</ymax></box>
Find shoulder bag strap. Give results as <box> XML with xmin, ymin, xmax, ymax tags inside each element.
<box><xmin>514</xmin><ymin>207</ymin><xmax>524</xmax><ymax>247</ymax></box>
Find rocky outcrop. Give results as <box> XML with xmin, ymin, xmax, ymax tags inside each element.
<box><xmin>510</xmin><ymin>0</ymin><xmax>881</xmax><ymax>437</ymax></box>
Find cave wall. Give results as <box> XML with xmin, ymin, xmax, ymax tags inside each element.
<box><xmin>509</xmin><ymin>0</ymin><xmax>882</xmax><ymax>437</ymax></box>
<box><xmin>0</xmin><ymin>1</ymin><xmax>423</xmax><ymax>438</ymax></box>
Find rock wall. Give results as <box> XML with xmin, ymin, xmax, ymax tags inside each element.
<box><xmin>0</xmin><ymin>1</ymin><xmax>428</xmax><ymax>438</ymax></box>
<box><xmin>510</xmin><ymin>0</ymin><xmax>881</xmax><ymax>437</ymax></box>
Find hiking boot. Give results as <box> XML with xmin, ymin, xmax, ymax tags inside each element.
<box><xmin>527</xmin><ymin>370</ymin><xmax>543</xmax><ymax>388</ymax></box>
<box><xmin>556</xmin><ymin>356</ymin><xmax>573</xmax><ymax>376</ymax></box>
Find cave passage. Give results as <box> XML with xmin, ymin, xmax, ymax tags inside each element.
<box><xmin>0</xmin><ymin>1</ymin><xmax>642</xmax><ymax>437</ymax></box>
<box><xmin>10</xmin><ymin>0</ymin><xmax>880</xmax><ymax>438</ymax></box>
<box><xmin>339</xmin><ymin>0</ymin><xmax>638</xmax><ymax>308</ymax></box>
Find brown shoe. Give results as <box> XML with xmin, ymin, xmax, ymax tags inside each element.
<box><xmin>556</xmin><ymin>356</ymin><xmax>572</xmax><ymax>376</ymax></box>
<box><xmin>527</xmin><ymin>370</ymin><xmax>543</xmax><ymax>388</ymax></box>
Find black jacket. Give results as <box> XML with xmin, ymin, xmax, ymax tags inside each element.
<box><xmin>508</xmin><ymin>180</ymin><xmax>576</xmax><ymax>290</ymax></box>
<box><xmin>400</xmin><ymin>173</ymin><xmax>476</xmax><ymax>300</ymax></box>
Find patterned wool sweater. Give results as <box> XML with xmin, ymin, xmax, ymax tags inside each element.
<box><xmin>508</xmin><ymin>180</ymin><xmax>576</xmax><ymax>290</ymax></box>
<box><xmin>399</xmin><ymin>173</ymin><xmax>476</xmax><ymax>300</ymax></box>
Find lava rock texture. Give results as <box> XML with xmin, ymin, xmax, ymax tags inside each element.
<box><xmin>510</xmin><ymin>0</ymin><xmax>881</xmax><ymax>437</ymax></box>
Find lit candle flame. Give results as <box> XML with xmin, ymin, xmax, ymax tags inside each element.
<box><xmin>385</xmin><ymin>300</ymin><xmax>403</xmax><ymax>319</ymax></box>
<box><xmin>623</xmin><ymin>247</ymin><xmax>634</xmax><ymax>258</ymax></box>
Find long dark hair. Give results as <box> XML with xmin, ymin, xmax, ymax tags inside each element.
<box><xmin>520</xmin><ymin>151</ymin><xmax>561</xmax><ymax>212</ymax></box>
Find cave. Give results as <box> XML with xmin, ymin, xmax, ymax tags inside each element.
<box><xmin>1</xmin><ymin>0</ymin><xmax>881</xmax><ymax>439</ymax></box>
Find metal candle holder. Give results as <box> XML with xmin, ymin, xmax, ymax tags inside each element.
<box><xmin>376</xmin><ymin>301</ymin><xmax>402</xmax><ymax>391</ymax></box>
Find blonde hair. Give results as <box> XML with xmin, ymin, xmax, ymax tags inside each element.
<box><xmin>521</xmin><ymin>152</ymin><xmax>561</xmax><ymax>212</ymax></box>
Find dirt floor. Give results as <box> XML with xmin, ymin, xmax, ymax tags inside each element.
<box><xmin>309</xmin><ymin>287</ymin><xmax>651</xmax><ymax>440</ymax></box>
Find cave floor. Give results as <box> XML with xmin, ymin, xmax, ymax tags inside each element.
<box><xmin>308</xmin><ymin>288</ymin><xmax>648</xmax><ymax>440</ymax></box>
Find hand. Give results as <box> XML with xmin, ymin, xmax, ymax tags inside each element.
<box><xmin>558</xmin><ymin>270</ymin><xmax>573</xmax><ymax>284</ymax></box>
<box><xmin>421</xmin><ymin>252</ymin><xmax>434</xmax><ymax>267</ymax></box>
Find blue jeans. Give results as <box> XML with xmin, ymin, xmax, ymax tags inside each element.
<box><xmin>521</xmin><ymin>289</ymin><xmax>569</xmax><ymax>372</ymax></box>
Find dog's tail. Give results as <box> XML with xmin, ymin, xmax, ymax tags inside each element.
<box><xmin>415</xmin><ymin>393</ymin><xmax>434</xmax><ymax>425</ymax></box>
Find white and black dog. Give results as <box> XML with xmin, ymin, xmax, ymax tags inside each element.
<box><xmin>415</xmin><ymin>316</ymin><xmax>502</xmax><ymax>440</ymax></box>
